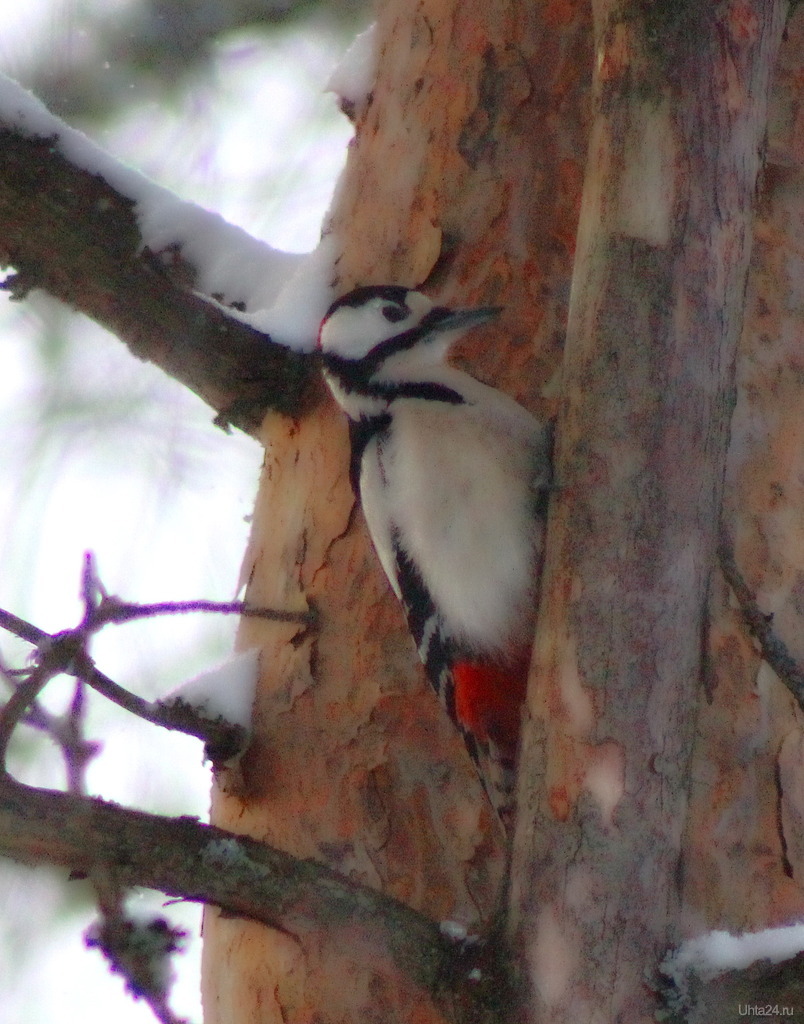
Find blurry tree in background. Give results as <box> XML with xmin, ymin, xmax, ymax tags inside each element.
<box><xmin>0</xmin><ymin>2</ymin><xmax>365</xmax><ymax>1023</ymax></box>
<box><xmin>11</xmin><ymin>0</ymin><xmax>367</xmax><ymax>119</ymax></box>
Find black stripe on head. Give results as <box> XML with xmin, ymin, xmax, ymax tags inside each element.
<box><xmin>322</xmin><ymin>351</ymin><xmax>466</xmax><ymax>408</ymax></box>
<box><xmin>348</xmin><ymin>413</ymin><xmax>391</xmax><ymax>495</ymax></box>
<box><xmin>325</xmin><ymin>285</ymin><xmax>413</xmax><ymax>320</ymax></box>
<box><xmin>360</xmin><ymin>306</ymin><xmax>454</xmax><ymax>373</ymax></box>
<box><xmin>369</xmin><ymin>381</ymin><xmax>465</xmax><ymax>404</ymax></box>
<box><xmin>320</xmin><ymin>306</ymin><xmax>459</xmax><ymax>389</ymax></box>
<box><xmin>322</xmin><ymin>284</ymin><xmax>455</xmax><ymax>376</ymax></box>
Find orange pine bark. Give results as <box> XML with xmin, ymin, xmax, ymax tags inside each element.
<box><xmin>202</xmin><ymin>2</ymin><xmax>590</xmax><ymax>1022</ymax></box>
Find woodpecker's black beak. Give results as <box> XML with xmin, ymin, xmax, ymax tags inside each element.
<box><xmin>426</xmin><ymin>306</ymin><xmax>502</xmax><ymax>333</ymax></box>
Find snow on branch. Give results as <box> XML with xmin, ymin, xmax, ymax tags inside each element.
<box><xmin>0</xmin><ymin>552</ymin><xmax>314</xmax><ymax>767</ymax></box>
<box><xmin>326</xmin><ymin>22</ymin><xmax>379</xmax><ymax>122</ymax></box>
<box><xmin>0</xmin><ymin>75</ymin><xmax>302</xmax><ymax>310</ymax></box>
<box><xmin>661</xmin><ymin>927</ymin><xmax>804</xmax><ymax>1023</ymax></box>
<box><xmin>0</xmin><ymin>74</ymin><xmax>330</xmax><ymax>434</ymax></box>
<box><xmin>162</xmin><ymin>650</ymin><xmax>261</xmax><ymax>737</ymax></box>
<box><xmin>667</xmin><ymin>925</ymin><xmax>804</xmax><ymax>980</ymax></box>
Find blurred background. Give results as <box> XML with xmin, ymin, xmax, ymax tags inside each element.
<box><xmin>0</xmin><ymin>1</ymin><xmax>368</xmax><ymax>1020</ymax></box>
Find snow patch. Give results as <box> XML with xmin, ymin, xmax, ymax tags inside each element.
<box><xmin>252</xmin><ymin>233</ymin><xmax>340</xmax><ymax>351</ymax></box>
<box><xmin>163</xmin><ymin>648</ymin><xmax>259</xmax><ymax>731</ymax></box>
<box><xmin>202</xmin><ymin>838</ymin><xmax>253</xmax><ymax>870</ymax></box>
<box><xmin>0</xmin><ymin>73</ymin><xmax>303</xmax><ymax>315</ymax></box>
<box><xmin>133</xmin><ymin>194</ymin><xmax>301</xmax><ymax>312</ymax></box>
<box><xmin>439</xmin><ymin>920</ymin><xmax>469</xmax><ymax>941</ymax></box>
<box><xmin>201</xmin><ymin>837</ymin><xmax>268</xmax><ymax>883</ymax></box>
<box><xmin>326</xmin><ymin>23</ymin><xmax>379</xmax><ymax>114</ymax></box>
<box><xmin>664</xmin><ymin>924</ymin><xmax>804</xmax><ymax>982</ymax></box>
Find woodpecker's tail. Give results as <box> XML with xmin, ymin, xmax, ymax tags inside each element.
<box><xmin>391</xmin><ymin>541</ymin><xmax>529</xmax><ymax>829</ymax></box>
<box><xmin>450</xmin><ymin>656</ymin><xmax>530</xmax><ymax>832</ymax></box>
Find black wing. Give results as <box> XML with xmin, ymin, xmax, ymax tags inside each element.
<box><xmin>392</xmin><ymin>536</ymin><xmax>515</xmax><ymax>828</ymax></box>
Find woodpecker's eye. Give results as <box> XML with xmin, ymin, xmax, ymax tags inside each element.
<box><xmin>382</xmin><ymin>304</ymin><xmax>408</xmax><ymax>323</ymax></box>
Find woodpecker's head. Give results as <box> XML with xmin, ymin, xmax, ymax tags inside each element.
<box><xmin>318</xmin><ymin>286</ymin><xmax>500</xmax><ymax>390</ymax></box>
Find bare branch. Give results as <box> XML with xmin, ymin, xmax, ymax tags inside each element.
<box><xmin>0</xmin><ymin>661</ymin><xmax>60</xmax><ymax>768</ymax></box>
<box><xmin>0</xmin><ymin>606</ymin><xmax>47</xmax><ymax>646</ymax></box>
<box><xmin>80</xmin><ymin>552</ymin><xmax>316</xmax><ymax>631</ymax></box>
<box><xmin>0</xmin><ymin>605</ymin><xmax>248</xmax><ymax>763</ymax></box>
<box><xmin>0</xmin><ymin>777</ymin><xmax>456</xmax><ymax>1004</ymax></box>
<box><xmin>1</xmin><ymin>660</ymin><xmax>101</xmax><ymax>786</ymax></box>
<box><xmin>0</xmin><ymin>552</ymin><xmax>318</xmax><ymax>771</ymax></box>
<box><xmin>92</xmin><ymin>598</ymin><xmax>315</xmax><ymax>629</ymax></box>
<box><xmin>718</xmin><ymin>528</ymin><xmax>804</xmax><ymax>712</ymax></box>
<box><xmin>61</xmin><ymin>680</ymin><xmax>99</xmax><ymax>793</ymax></box>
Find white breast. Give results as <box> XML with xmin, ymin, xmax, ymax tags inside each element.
<box><xmin>359</xmin><ymin>369</ymin><xmax>549</xmax><ymax>660</ymax></box>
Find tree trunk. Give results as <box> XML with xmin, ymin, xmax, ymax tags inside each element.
<box><xmin>202</xmin><ymin>1</ymin><xmax>590</xmax><ymax>1022</ymax></box>
<box><xmin>200</xmin><ymin>2</ymin><xmax>804</xmax><ymax>1023</ymax></box>
<box><xmin>511</xmin><ymin>2</ymin><xmax>797</xmax><ymax>1022</ymax></box>
<box><xmin>694</xmin><ymin>4</ymin><xmax>804</xmax><ymax>931</ymax></box>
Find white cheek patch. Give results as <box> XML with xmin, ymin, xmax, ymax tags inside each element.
<box><xmin>318</xmin><ymin>306</ymin><xmax>389</xmax><ymax>359</ymax></box>
<box><xmin>319</xmin><ymin>293</ymin><xmax>434</xmax><ymax>361</ymax></box>
<box><xmin>405</xmin><ymin>291</ymin><xmax>434</xmax><ymax>321</ymax></box>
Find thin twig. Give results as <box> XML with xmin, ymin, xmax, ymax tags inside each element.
<box><xmin>0</xmin><ymin>606</ymin><xmax>48</xmax><ymax>645</ymax></box>
<box><xmin>0</xmin><ymin>624</ymin><xmax>86</xmax><ymax>769</ymax></box>
<box><xmin>718</xmin><ymin>527</ymin><xmax>804</xmax><ymax>712</ymax></box>
<box><xmin>2</xmin><ymin>658</ymin><xmax>102</xmax><ymax>785</ymax></box>
<box><xmin>93</xmin><ymin>598</ymin><xmax>314</xmax><ymax>628</ymax></box>
<box><xmin>81</xmin><ymin>549</ymin><xmax>108</xmax><ymax>618</ymax></box>
<box><xmin>0</xmin><ymin>553</ymin><xmax>314</xmax><ymax>764</ymax></box>
<box><xmin>0</xmin><ymin>662</ymin><xmax>59</xmax><ymax>772</ymax></box>
<box><xmin>0</xmin><ymin>610</ymin><xmax>247</xmax><ymax>760</ymax></box>
<box><xmin>77</xmin><ymin>552</ymin><xmax>314</xmax><ymax>630</ymax></box>
<box><xmin>62</xmin><ymin>679</ymin><xmax>99</xmax><ymax>794</ymax></box>
<box><xmin>1</xmin><ymin>661</ymin><xmax>60</xmax><ymax>733</ymax></box>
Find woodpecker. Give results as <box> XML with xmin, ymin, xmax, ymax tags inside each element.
<box><xmin>318</xmin><ymin>285</ymin><xmax>551</xmax><ymax>827</ymax></box>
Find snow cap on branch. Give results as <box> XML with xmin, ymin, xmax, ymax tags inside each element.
<box><xmin>663</xmin><ymin>923</ymin><xmax>804</xmax><ymax>982</ymax></box>
<box><xmin>163</xmin><ymin>648</ymin><xmax>260</xmax><ymax>733</ymax></box>
<box><xmin>326</xmin><ymin>23</ymin><xmax>379</xmax><ymax>121</ymax></box>
<box><xmin>0</xmin><ymin>73</ymin><xmax>302</xmax><ymax>312</ymax></box>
